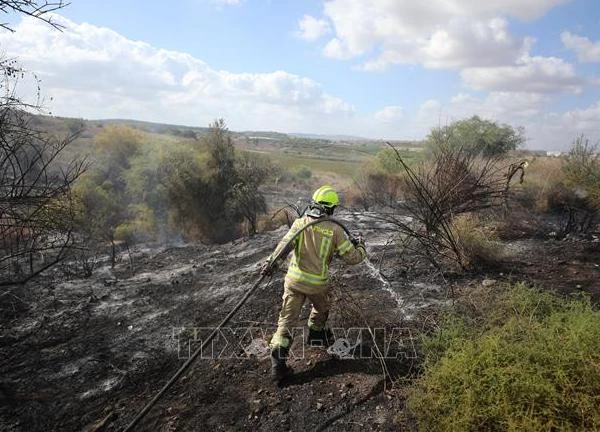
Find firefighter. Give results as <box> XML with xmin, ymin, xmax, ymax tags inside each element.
<box><xmin>261</xmin><ymin>185</ymin><xmax>367</xmax><ymax>381</ymax></box>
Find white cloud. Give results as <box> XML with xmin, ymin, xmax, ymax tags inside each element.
<box><xmin>382</xmin><ymin>91</ymin><xmax>549</xmax><ymax>146</ymax></box>
<box><xmin>445</xmin><ymin>91</ymin><xmax>546</xmax><ymax>120</ymax></box>
<box><xmin>374</xmin><ymin>106</ymin><xmax>403</xmax><ymax>123</ymax></box>
<box><xmin>404</xmin><ymin>91</ymin><xmax>600</xmax><ymax>151</ymax></box>
<box><xmin>210</xmin><ymin>0</ymin><xmax>242</xmax><ymax>6</ymax></box>
<box><xmin>561</xmin><ymin>100</ymin><xmax>600</xmax><ymax>130</ymax></box>
<box><xmin>296</xmin><ymin>15</ymin><xmax>331</xmax><ymax>41</ymax></box>
<box><xmin>561</xmin><ymin>32</ymin><xmax>600</xmax><ymax>63</ymax></box>
<box><xmin>523</xmin><ymin>101</ymin><xmax>600</xmax><ymax>151</ymax></box>
<box><xmin>361</xmin><ymin>18</ymin><xmax>527</xmax><ymax>70</ymax></box>
<box><xmin>461</xmin><ymin>55</ymin><xmax>582</xmax><ymax>93</ymax></box>
<box><xmin>322</xmin><ymin>37</ymin><xmax>353</xmax><ymax>60</ymax></box>
<box><xmin>317</xmin><ymin>0</ymin><xmax>568</xmax><ymax>70</ymax></box>
<box><xmin>311</xmin><ymin>0</ymin><xmax>586</xmax><ymax>98</ymax></box>
<box><xmin>0</xmin><ymin>15</ymin><xmax>355</xmax><ymax>133</ymax></box>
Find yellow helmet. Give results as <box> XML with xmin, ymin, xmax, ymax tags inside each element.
<box><xmin>312</xmin><ymin>185</ymin><xmax>339</xmax><ymax>208</ymax></box>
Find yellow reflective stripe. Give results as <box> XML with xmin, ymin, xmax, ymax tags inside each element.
<box><xmin>318</xmin><ymin>186</ymin><xmax>336</xmax><ymax>196</ymax></box>
<box><xmin>295</xmin><ymin>229</ymin><xmax>304</xmax><ymax>267</ymax></box>
<box><xmin>321</xmin><ymin>237</ymin><xmax>331</xmax><ymax>277</ymax></box>
<box><xmin>357</xmin><ymin>245</ymin><xmax>366</xmax><ymax>259</ymax></box>
<box><xmin>287</xmin><ymin>264</ymin><xmax>328</xmax><ymax>285</ymax></box>
<box><xmin>270</xmin><ymin>333</ymin><xmax>291</xmax><ymax>348</ymax></box>
<box><xmin>337</xmin><ymin>239</ymin><xmax>353</xmax><ymax>255</ymax></box>
<box><xmin>319</xmin><ymin>236</ymin><xmax>331</xmax><ymax>259</ymax></box>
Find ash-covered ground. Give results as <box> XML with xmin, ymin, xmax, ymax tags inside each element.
<box><xmin>1</xmin><ymin>211</ymin><xmax>599</xmax><ymax>431</ymax></box>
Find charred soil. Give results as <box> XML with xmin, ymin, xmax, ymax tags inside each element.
<box><xmin>1</xmin><ymin>216</ymin><xmax>599</xmax><ymax>431</ymax></box>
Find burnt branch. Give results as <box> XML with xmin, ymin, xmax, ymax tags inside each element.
<box><xmin>365</xmin><ymin>140</ymin><xmax>521</xmax><ymax>271</ymax></box>
<box><xmin>0</xmin><ymin>57</ymin><xmax>87</xmax><ymax>285</ymax></box>
<box><xmin>0</xmin><ymin>0</ymin><xmax>69</xmax><ymax>32</ymax></box>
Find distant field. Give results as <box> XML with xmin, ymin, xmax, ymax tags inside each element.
<box><xmin>32</xmin><ymin>114</ymin><xmax>425</xmax><ymax>180</ymax></box>
<box><xmin>270</xmin><ymin>151</ymin><xmax>366</xmax><ymax>178</ymax></box>
<box><xmin>244</xmin><ymin>141</ymin><xmax>425</xmax><ymax>179</ymax></box>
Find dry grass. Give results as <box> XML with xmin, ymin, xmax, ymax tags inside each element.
<box><xmin>450</xmin><ymin>214</ymin><xmax>503</xmax><ymax>269</ymax></box>
<box><xmin>517</xmin><ymin>157</ymin><xmax>567</xmax><ymax>213</ymax></box>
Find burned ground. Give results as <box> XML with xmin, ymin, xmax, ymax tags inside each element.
<box><xmin>0</xmin><ymin>214</ymin><xmax>598</xmax><ymax>431</ymax></box>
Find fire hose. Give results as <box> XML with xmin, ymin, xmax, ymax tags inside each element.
<box><xmin>122</xmin><ymin>217</ymin><xmax>354</xmax><ymax>431</ymax></box>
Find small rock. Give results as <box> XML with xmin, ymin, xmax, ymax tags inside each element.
<box><xmin>374</xmin><ymin>414</ymin><xmax>386</xmax><ymax>425</ymax></box>
<box><xmin>482</xmin><ymin>279</ymin><xmax>497</xmax><ymax>287</ymax></box>
<box><xmin>316</xmin><ymin>402</ymin><xmax>324</xmax><ymax>411</ymax></box>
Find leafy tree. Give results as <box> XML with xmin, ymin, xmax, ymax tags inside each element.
<box><xmin>229</xmin><ymin>151</ymin><xmax>274</xmax><ymax>234</ymax></box>
<box><xmin>158</xmin><ymin>145</ymin><xmax>206</xmax><ymax>239</ymax></box>
<box><xmin>94</xmin><ymin>126</ymin><xmax>142</xmax><ymax>177</ymax></box>
<box><xmin>427</xmin><ymin>115</ymin><xmax>524</xmax><ymax>157</ymax></box>
<box><xmin>160</xmin><ymin>120</ymin><xmax>273</xmax><ymax>241</ymax></box>
<box><xmin>74</xmin><ymin>126</ymin><xmax>143</xmax><ymax>264</ymax></box>
<box><xmin>375</xmin><ymin>147</ymin><xmax>404</xmax><ymax>173</ymax></box>
<box><xmin>74</xmin><ymin>178</ymin><xmax>124</xmax><ymax>266</ymax></box>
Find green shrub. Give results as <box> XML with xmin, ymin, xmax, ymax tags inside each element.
<box><xmin>295</xmin><ymin>166</ymin><xmax>312</xmax><ymax>180</ymax></box>
<box><xmin>426</xmin><ymin>115</ymin><xmax>524</xmax><ymax>157</ymax></box>
<box><xmin>408</xmin><ymin>284</ymin><xmax>600</xmax><ymax>431</ymax></box>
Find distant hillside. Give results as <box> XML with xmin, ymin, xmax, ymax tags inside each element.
<box><xmin>32</xmin><ymin>114</ymin><xmax>400</xmax><ymax>150</ymax></box>
<box><xmin>289</xmin><ymin>132</ymin><xmax>368</xmax><ymax>141</ymax></box>
<box><xmin>86</xmin><ymin>118</ymin><xmax>210</xmax><ymax>138</ymax></box>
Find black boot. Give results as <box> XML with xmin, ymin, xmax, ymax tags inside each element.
<box><xmin>307</xmin><ymin>328</ymin><xmax>334</xmax><ymax>348</ymax></box>
<box><xmin>270</xmin><ymin>347</ymin><xmax>292</xmax><ymax>382</ymax></box>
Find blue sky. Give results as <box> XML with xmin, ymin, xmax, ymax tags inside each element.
<box><xmin>1</xmin><ymin>0</ymin><xmax>599</xmax><ymax>150</ymax></box>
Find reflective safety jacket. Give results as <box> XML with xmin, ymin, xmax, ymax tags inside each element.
<box><xmin>269</xmin><ymin>216</ymin><xmax>367</xmax><ymax>294</ymax></box>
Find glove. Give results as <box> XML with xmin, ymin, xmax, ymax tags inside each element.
<box><xmin>260</xmin><ymin>260</ymin><xmax>277</xmax><ymax>276</ymax></box>
<box><xmin>350</xmin><ymin>233</ymin><xmax>365</xmax><ymax>248</ymax></box>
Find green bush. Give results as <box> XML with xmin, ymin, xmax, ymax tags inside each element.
<box><xmin>295</xmin><ymin>165</ymin><xmax>312</xmax><ymax>180</ymax></box>
<box><xmin>426</xmin><ymin>115</ymin><xmax>524</xmax><ymax>157</ymax></box>
<box><xmin>408</xmin><ymin>284</ymin><xmax>600</xmax><ymax>431</ymax></box>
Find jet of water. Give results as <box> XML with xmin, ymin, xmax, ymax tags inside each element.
<box><xmin>361</xmin><ymin>256</ymin><xmax>403</xmax><ymax>307</ymax></box>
